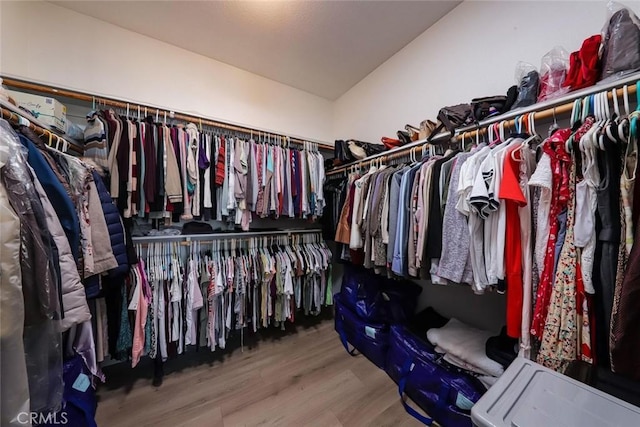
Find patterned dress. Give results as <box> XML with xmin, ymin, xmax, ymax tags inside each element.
<box><xmin>537</xmin><ymin>142</ymin><xmax>593</xmax><ymax>371</ymax></box>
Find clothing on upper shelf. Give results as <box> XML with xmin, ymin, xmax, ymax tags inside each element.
<box><xmin>82</xmin><ymin>111</ymin><xmax>326</xmax><ymax>230</ymax></box>
<box><xmin>100</xmin><ymin>235</ymin><xmax>332</xmax><ymax>366</ymax></box>
<box><xmin>327</xmin><ymin>110</ymin><xmax>639</xmax><ymax>376</ymax></box>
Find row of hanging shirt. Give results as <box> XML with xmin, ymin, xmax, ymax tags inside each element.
<box><xmin>113</xmin><ymin>233</ymin><xmax>332</xmax><ymax>367</ymax></box>
<box><xmin>83</xmin><ymin>110</ymin><xmax>326</xmax><ymax>230</ymax></box>
<box><xmin>331</xmin><ymin>85</ymin><xmax>640</xmax><ymax>376</ymax></box>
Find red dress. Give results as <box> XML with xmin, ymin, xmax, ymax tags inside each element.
<box><xmin>499</xmin><ymin>145</ymin><xmax>527</xmax><ymax>338</ymax></box>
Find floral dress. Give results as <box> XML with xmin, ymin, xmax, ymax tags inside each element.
<box><xmin>537</xmin><ymin>135</ymin><xmax>593</xmax><ymax>371</ymax></box>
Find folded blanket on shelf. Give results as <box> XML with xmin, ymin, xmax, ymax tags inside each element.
<box><xmin>427</xmin><ymin>318</ymin><xmax>504</xmax><ymax>378</ymax></box>
<box><xmin>443</xmin><ymin>351</ymin><xmax>499</xmax><ymax>378</ymax></box>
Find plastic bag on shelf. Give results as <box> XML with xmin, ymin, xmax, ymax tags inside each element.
<box><xmin>511</xmin><ymin>61</ymin><xmax>540</xmax><ymax>109</ymax></box>
<box><xmin>64</xmin><ymin>119</ymin><xmax>85</xmax><ymax>141</ymax></box>
<box><xmin>600</xmin><ymin>0</ymin><xmax>640</xmax><ymax>83</ymax></box>
<box><xmin>538</xmin><ymin>46</ymin><xmax>570</xmax><ymax>102</ymax></box>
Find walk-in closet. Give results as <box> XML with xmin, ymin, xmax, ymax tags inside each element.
<box><xmin>3</xmin><ymin>1</ymin><xmax>640</xmax><ymax>426</ymax></box>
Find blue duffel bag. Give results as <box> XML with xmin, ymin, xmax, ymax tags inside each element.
<box><xmin>42</xmin><ymin>355</ymin><xmax>97</xmax><ymax>427</ymax></box>
<box><xmin>386</xmin><ymin>325</ymin><xmax>486</xmax><ymax>427</ymax></box>
<box><xmin>334</xmin><ymin>293</ymin><xmax>389</xmax><ymax>369</ymax></box>
<box><xmin>340</xmin><ymin>265</ymin><xmax>422</xmax><ymax>324</ymax></box>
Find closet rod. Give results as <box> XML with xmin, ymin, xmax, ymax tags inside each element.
<box><xmin>1</xmin><ymin>106</ymin><xmax>83</xmax><ymax>155</ymax></box>
<box><xmin>1</xmin><ymin>77</ymin><xmax>334</xmax><ymax>151</ymax></box>
<box><xmin>131</xmin><ymin>228</ymin><xmax>323</xmax><ymax>244</ymax></box>
<box><xmin>326</xmin><ymin>74</ymin><xmax>640</xmax><ymax>176</ymax></box>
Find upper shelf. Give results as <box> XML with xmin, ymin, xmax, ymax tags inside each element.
<box><xmin>327</xmin><ymin>71</ymin><xmax>640</xmax><ymax>175</ymax></box>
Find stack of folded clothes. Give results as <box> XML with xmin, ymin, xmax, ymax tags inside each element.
<box><xmin>422</xmin><ymin>314</ymin><xmax>518</xmax><ymax>390</ymax></box>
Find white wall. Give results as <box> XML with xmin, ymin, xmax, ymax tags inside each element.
<box><xmin>0</xmin><ymin>1</ymin><xmax>333</xmax><ymax>143</ymax></box>
<box><xmin>333</xmin><ymin>0</ymin><xmax>640</xmax><ymax>142</ymax></box>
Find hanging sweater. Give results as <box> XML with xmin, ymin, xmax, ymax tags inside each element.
<box><xmin>84</xmin><ymin>111</ymin><xmax>109</xmax><ymax>173</ymax></box>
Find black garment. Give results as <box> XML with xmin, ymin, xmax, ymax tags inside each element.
<box><xmin>407</xmin><ymin>306</ymin><xmax>449</xmax><ymax>336</ymax></box>
<box><xmin>148</xmin><ymin>121</ymin><xmax>165</xmax><ymax>213</ymax></box>
<box><xmin>486</xmin><ymin>326</ymin><xmax>519</xmax><ymax>368</ymax></box>
<box><xmin>610</xmin><ymin>212</ymin><xmax>640</xmax><ymax>379</ymax></box>
<box><xmin>143</xmin><ymin>118</ymin><xmax>157</xmax><ymax>205</ymax></box>
<box><xmin>593</xmin><ymin>135</ymin><xmax>622</xmax><ymax>366</ymax></box>
<box><xmin>103</xmin><ymin>275</ymin><xmax>124</xmax><ymax>359</ymax></box>
<box><xmin>321</xmin><ymin>176</ymin><xmax>346</xmax><ymax>241</ymax></box>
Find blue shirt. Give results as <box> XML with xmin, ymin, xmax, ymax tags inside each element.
<box><xmin>387</xmin><ymin>166</ymin><xmax>409</xmax><ymax>264</ymax></box>
<box><xmin>19</xmin><ymin>134</ymin><xmax>80</xmax><ymax>260</ymax></box>
<box><xmin>392</xmin><ymin>163</ymin><xmax>421</xmax><ymax>276</ymax></box>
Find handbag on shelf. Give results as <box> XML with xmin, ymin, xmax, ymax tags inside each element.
<box><xmin>397</xmin><ymin>130</ymin><xmax>413</xmax><ymax>145</ymax></box>
<box><xmin>405</xmin><ymin>124</ymin><xmax>421</xmax><ymax>141</ymax></box>
<box><xmin>334</xmin><ymin>139</ymin><xmax>354</xmax><ymax>163</ymax></box>
<box><xmin>428</xmin><ymin>103</ymin><xmax>473</xmax><ymax>141</ymax></box>
<box><xmin>470</xmin><ymin>95</ymin><xmax>508</xmax><ymax>122</ymax></box>
<box><xmin>347</xmin><ymin>140</ymin><xmax>367</xmax><ymax>160</ymax></box>
<box><xmin>382</xmin><ymin>136</ymin><xmax>402</xmax><ymax>150</ymax></box>
<box><xmin>419</xmin><ymin>119</ymin><xmax>438</xmax><ymax>140</ymax></box>
<box><xmin>347</xmin><ymin>139</ymin><xmax>386</xmax><ymax>160</ymax></box>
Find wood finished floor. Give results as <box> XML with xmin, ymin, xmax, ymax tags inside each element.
<box><xmin>96</xmin><ymin>317</ymin><xmax>424</xmax><ymax>427</ymax></box>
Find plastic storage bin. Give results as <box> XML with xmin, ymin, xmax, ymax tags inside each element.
<box><xmin>471</xmin><ymin>357</ymin><xmax>640</xmax><ymax>427</ymax></box>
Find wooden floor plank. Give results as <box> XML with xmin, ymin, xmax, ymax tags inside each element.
<box><xmin>96</xmin><ymin>319</ymin><xmax>421</xmax><ymax>426</ymax></box>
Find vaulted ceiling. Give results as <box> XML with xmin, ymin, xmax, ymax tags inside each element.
<box><xmin>52</xmin><ymin>1</ymin><xmax>460</xmax><ymax>100</ymax></box>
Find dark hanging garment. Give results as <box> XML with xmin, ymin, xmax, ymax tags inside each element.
<box><xmin>170</xmin><ymin>126</ymin><xmax>184</xmax><ymax>221</ymax></box>
<box><xmin>198</xmin><ymin>133</ymin><xmax>211</xmax><ymax>220</ymax></box>
<box><xmin>593</xmin><ymin>136</ymin><xmax>622</xmax><ymax>366</ymax></box>
<box><xmin>610</xmin><ymin>219</ymin><xmax>640</xmax><ymax>380</ymax></box>
<box><xmin>143</xmin><ymin>118</ymin><xmax>157</xmax><ymax>206</ymax></box>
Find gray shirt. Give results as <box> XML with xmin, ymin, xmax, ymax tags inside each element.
<box><xmin>437</xmin><ymin>152</ymin><xmax>474</xmax><ymax>283</ymax></box>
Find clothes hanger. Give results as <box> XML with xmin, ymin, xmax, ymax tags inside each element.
<box><xmin>512</xmin><ymin>114</ymin><xmax>540</xmax><ymax>161</ymax></box>
<box><xmin>598</xmin><ymin>91</ymin><xmax>609</xmax><ymax>151</ymax></box>
<box><xmin>488</xmin><ymin>123</ymin><xmax>494</xmax><ymax>145</ymax></box>
<box><xmin>567</xmin><ymin>99</ymin><xmax>582</xmax><ymax>153</ymax></box>
<box><xmin>604</xmin><ymin>89</ymin><xmax>622</xmax><ymax>142</ymax></box>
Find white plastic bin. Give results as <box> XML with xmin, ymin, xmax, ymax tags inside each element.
<box><xmin>471</xmin><ymin>357</ymin><xmax>640</xmax><ymax>427</ymax></box>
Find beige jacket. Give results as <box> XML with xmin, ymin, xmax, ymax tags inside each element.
<box><xmin>164</xmin><ymin>125</ymin><xmax>183</xmax><ymax>203</ymax></box>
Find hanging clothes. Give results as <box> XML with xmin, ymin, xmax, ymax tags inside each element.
<box><xmin>117</xmin><ymin>233</ymin><xmax>331</xmax><ymax>363</ymax></box>
<box><xmin>329</xmin><ymin>100</ymin><xmax>638</xmax><ymax>376</ymax></box>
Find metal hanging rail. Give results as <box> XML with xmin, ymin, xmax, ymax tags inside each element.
<box><xmin>131</xmin><ymin>228</ymin><xmax>323</xmax><ymax>244</ymax></box>
<box><xmin>326</xmin><ymin>71</ymin><xmax>640</xmax><ymax>176</ymax></box>
<box><xmin>2</xmin><ymin>76</ymin><xmax>334</xmax><ymax>151</ymax></box>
